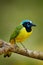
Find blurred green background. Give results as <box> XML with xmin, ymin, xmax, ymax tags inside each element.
<box><xmin>0</xmin><ymin>0</ymin><xmax>43</xmax><ymax>65</ymax></box>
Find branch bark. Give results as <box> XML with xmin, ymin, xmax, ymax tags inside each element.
<box><xmin>0</xmin><ymin>39</ymin><xmax>43</xmax><ymax>60</ymax></box>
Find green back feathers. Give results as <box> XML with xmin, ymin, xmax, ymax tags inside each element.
<box><xmin>9</xmin><ymin>25</ymin><xmax>23</xmax><ymax>41</ymax></box>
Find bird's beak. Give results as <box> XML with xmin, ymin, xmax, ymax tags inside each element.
<box><xmin>31</xmin><ymin>23</ymin><xmax>36</xmax><ymax>27</ymax></box>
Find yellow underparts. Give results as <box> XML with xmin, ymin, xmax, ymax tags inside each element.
<box><xmin>15</xmin><ymin>27</ymin><xmax>32</xmax><ymax>42</ymax></box>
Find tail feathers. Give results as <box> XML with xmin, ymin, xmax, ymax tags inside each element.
<box><xmin>4</xmin><ymin>52</ymin><xmax>11</xmax><ymax>57</ymax></box>
<box><xmin>4</xmin><ymin>39</ymin><xmax>15</xmax><ymax>58</ymax></box>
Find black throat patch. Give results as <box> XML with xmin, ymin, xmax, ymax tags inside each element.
<box><xmin>22</xmin><ymin>22</ymin><xmax>32</xmax><ymax>32</ymax></box>
<box><xmin>26</xmin><ymin>27</ymin><xmax>32</xmax><ymax>32</ymax></box>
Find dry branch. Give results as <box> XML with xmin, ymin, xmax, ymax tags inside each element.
<box><xmin>0</xmin><ymin>39</ymin><xmax>43</xmax><ymax>60</ymax></box>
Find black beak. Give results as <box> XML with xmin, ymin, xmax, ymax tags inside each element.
<box><xmin>31</xmin><ymin>23</ymin><xmax>36</xmax><ymax>27</ymax></box>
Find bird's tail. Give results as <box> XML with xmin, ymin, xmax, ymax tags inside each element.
<box><xmin>4</xmin><ymin>39</ymin><xmax>15</xmax><ymax>57</ymax></box>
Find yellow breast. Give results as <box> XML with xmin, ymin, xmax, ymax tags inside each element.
<box><xmin>15</xmin><ymin>27</ymin><xmax>32</xmax><ymax>42</ymax></box>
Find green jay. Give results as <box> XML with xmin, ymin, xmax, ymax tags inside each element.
<box><xmin>4</xmin><ymin>20</ymin><xmax>36</xmax><ymax>57</ymax></box>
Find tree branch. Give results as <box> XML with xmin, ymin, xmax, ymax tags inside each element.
<box><xmin>0</xmin><ymin>39</ymin><xmax>43</xmax><ymax>60</ymax></box>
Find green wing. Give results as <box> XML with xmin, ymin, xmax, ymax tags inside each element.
<box><xmin>9</xmin><ymin>25</ymin><xmax>23</xmax><ymax>41</ymax></box>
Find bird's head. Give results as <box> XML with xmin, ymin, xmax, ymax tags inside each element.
<box><xmin>21</xmin><ymin>20</ymin><xmax>36</xmax><ymax>32</ymax></box>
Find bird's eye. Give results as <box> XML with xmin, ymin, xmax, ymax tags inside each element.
<box><xmin>28</xmin><ymin>22</ymin><xmax>30</xmax><ymax>24</ymax></box>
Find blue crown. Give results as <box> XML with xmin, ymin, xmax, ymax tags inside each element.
<box><xmin>21</xmin><ymin>20</ymin><xmax>32</xmax><ymax>24</ymax></box>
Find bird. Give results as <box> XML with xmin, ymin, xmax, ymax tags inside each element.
<box><xmin>4</xmin><ymin>20</ymin><xmax>36</xmax><ymax>57</ymax></box>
